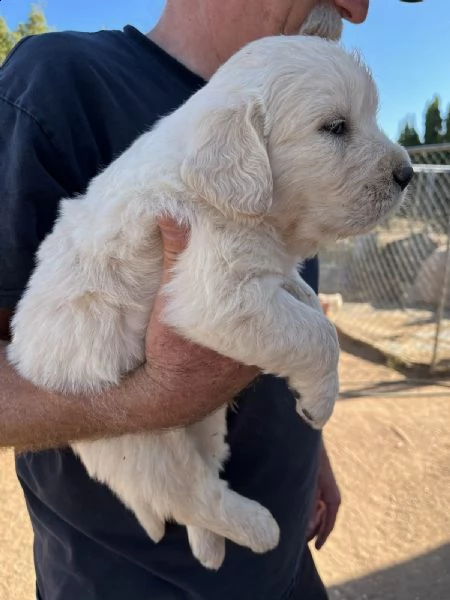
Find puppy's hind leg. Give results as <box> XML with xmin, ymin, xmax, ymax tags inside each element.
<box><xmin>131</xmin><ymin>500</ymin><xmax>166</xmax><ymax>543</ymax></box>
<box><xmin>153</xmin><ymin>428</ymin><xmax>279</xmax><ymax>556</ymax></box>
<box><xmin>134</xmin><ymin>498</ymin><xmax>226</xmax><ymax>570</ymax></box>
<box><xmin>127</xmin><ymin>492</ymin><xmax>226</xmax><ymax>569</ymax></box>
<box><xmin>174</xmin><ymin>478</ymin><xmax>279</xmax><ymax>556</ymax></box>
<box><xmin>187</xmin><ymin>527</ymin><xmax>225</xmax><ymax>570</ymax></box>
<box><xmin>185</xmin><ymin>408</ymin><xmax>228</xmax><ymax>569</ymax></box>
<box><xmin>77</xmin><ymin>429</ymin><xmax>279</xmax><ymax>563</ymax></box>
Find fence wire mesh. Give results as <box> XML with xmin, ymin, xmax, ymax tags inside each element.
<box><xmin>319</xmin><ymin>143</ymin><xmax>450</xmax><ymax>375</ymax></box>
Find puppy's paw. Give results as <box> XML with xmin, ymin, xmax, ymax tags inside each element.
<box><xmin>187</xmin><ymin>527</ymin><xmax>226</xmax><ymax>570</ymax></box>
<box><xmin>290</xmin><ymin>371</ymin><xmax>339</xmax><ymax>429</ymax></box>
<box><xmin>176</xmin><ymin>484</ymin><xmax>279</xmax><ymax>557</ymax></box>
<box><xmin>234</xmin><ymin>500</ymin><xmax>280</xmax><ymax>554</ymax></box>
<box><xmin>133</xmin><ymin>503</ymin><xmax>166</xmax><ymax>543</ymax></box>
<box><xmin>203</xmin><ymin>491</ymin><xmax>280</xmax><ymax>554</ymax></box>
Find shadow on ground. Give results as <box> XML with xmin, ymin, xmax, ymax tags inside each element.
<box><xmin>328</xmin><ymin>543</ymin><xmax>450</xmax><ymax>600</ymax></box>
<box><xmin>339</xmin><ymin>378</ymin><xmax>450</xmax><ymax>400</ymax></box>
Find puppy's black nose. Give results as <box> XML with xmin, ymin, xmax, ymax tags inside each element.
<box><xmin>393</xmin><ymin>165</ymin><xmax>414</xmax><ymax>191</ymax></box>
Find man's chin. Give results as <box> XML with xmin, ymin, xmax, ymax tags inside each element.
<box><xmin>298</xmin><ymin>2</ymin><xmax>343</xmax><ymax>41</ymax></box>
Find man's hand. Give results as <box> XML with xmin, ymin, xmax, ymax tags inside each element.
<box><xmin>306</xmin><ymin>298</ymin><xmax>341</xmax><ymax>549</ymax></box>
<box><xmin>307</xmin><ymin>441</ymin><xmax>341</xmax><ymax>550</ymax></box>
<box><xmin>144</xmin><ymin>217</ymin><xmax>259</xmax><ymax>396</ymax></box>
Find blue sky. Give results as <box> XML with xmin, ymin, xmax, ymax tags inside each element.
<box><xmin>1</xmin><ymin>1</ymin><xmax>448</xmax><ymax>141</ymax></box>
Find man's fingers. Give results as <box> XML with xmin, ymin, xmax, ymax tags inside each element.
<box><xmin>307</xmin><ymin>498</ymin><xmax>325</xmax><ymax>543</ymax></box>
<box><xmin>315</xmin><ymin>501</ymin><xmax>339</xmax><ymax>550</ymax></box>
<box><xmin>306</xmin><ymin>520</ymin><xmax>321</xmax><ymax>543</ymax></box>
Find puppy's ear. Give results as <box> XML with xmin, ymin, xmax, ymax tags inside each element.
<box><xmin>180</xmin><ymin>98</ymin><xmax>272</xmax><ymax>221</ymax></box>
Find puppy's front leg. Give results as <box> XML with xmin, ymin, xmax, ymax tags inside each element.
<box><xmin>166</xmin><ymin>273</ymin><xmax>339</xmax><ymax>429</ymax></box>
<box><xmin>281</xmin><ymin>269</ymin><xmax>340</xmax><ymax>426</ymax></box>
<box><xmin>282</xmin><ymin>267</ymin><xmax>323</xmax><ymax>313</ymax></box>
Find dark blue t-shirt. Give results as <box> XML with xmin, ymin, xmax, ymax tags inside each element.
<box><xmin>0</xmin><ymin>26</ymin><xmax>326</xmax><ymax>600</ymax></box>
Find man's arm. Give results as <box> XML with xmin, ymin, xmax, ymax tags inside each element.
<box><xmin>0</xmin><ymin>221</ymin><xmax>258</xmax><ymax>452</ymax></box>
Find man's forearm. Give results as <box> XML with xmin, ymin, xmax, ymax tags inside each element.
<box><xmin>0</xmin><ymin>341</ymin><xmax>251</xmax><ymax>452</ymax></box>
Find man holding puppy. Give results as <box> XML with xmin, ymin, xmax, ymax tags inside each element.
<box><xmin>0</xmin><ymin>2</ymin><xmax>369</xmax><ymax>599</ymax></box>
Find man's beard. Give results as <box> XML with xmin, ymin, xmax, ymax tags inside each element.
<box><xmin>299</xmin><ymin>1</ymin><xmax>343</xmax><ymax>41</ymax></box>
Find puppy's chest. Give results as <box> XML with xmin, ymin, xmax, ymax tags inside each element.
<box><xmin>190</xmin><ymin>215</ymin><xmax>293</xmax><ymax>275</ymax></box>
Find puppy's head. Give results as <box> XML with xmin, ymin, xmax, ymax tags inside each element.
<box><xmin>181</xmin><ymin>36</ymin><xmax>412</xmax><ymax>255</ymax></box>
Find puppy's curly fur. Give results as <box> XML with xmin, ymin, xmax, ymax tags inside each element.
<box><xmin>8</xmin><ymin>36</ymin><xmax>411</xmax><ymax>570</ymax></box>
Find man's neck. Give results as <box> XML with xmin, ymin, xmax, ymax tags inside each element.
<box><xmin>147</xmin><ymin>2</ymin><xmax>343</xmax><ymax>81</ymax></box>
<box><xmin>147</xmin><ymin>4</ymin><xmax>222</xmax><ymax>80</ymax></box>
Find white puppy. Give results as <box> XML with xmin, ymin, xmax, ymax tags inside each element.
<box><xmin>8</xmin><ymin>35</ymin><xmax>412</xmax><ymax>570</ymax></box>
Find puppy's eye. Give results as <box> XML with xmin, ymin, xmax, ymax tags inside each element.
<box><xmin>321</xmin><ymin>119</ymin><xmax>347</xmax><ymax>136</ymax></box>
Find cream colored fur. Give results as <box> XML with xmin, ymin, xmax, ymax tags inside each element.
<box><xmin>8</xmin><ymin>36</ymin><xmax>411</xmax><ymax>570</ymax></box>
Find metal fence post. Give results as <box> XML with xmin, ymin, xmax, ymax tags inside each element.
<box><xmin>430</xmin><ymin>206</ymin><xmax>450</xmax><ymax>373</ymax></box>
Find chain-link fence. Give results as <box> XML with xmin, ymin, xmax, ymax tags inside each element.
<box><xmin>319</xmin><ymin>143</ymin><xmax>450</xmax><ymax>375</ymax></box>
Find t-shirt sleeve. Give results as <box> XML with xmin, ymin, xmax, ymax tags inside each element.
<box><xmin>0</xmin><ymin>96</ymin><xmax>69</xmax><ymax>309</ymax></box>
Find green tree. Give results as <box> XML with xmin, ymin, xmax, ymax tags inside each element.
<box><xmin>424</xmin><ymin>96</ymin><xmax>443</xmax><ymax>145</ymax></box>
<box><xmin>443</xmin><ymin>105</ymin><xmax>450</xmax><ymax>143</ymax></box>
<box><xmin>398</xmin><ymin>120</ymin><xmax>421</xmax><ymax>147</ymax></box>
<box><xmin>0</xmin><ymin>5</ymin><xmax>50</xmax><ymax>64</ymax></box>
<box><xmin>15</xmin><ymin>4</ymin><xmax>50</xmax><ymax>38</ymax></box>
<box><xmin>0</xmin><ymin>17</ymin><xmax>16</xmax><ymax>62</ymax></box>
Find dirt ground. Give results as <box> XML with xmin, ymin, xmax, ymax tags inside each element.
<box><xmin>1</xmin><ymin>349</ymin><xmax>449</xmax><ymax>600</ymax></box>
